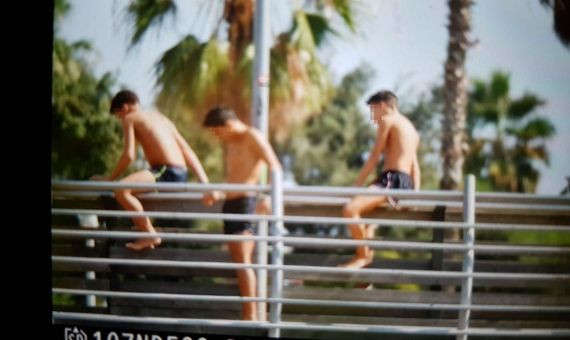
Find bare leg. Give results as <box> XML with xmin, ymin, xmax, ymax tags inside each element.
<box><xmin>228</xmin><ymin>231</ymin><xmax>258</xmax><ymax>321</ymax></box>
<box><xmin>114</xmin><ymin>170</ymin><xmax>161</xmax><ymax>251</ymax></box>
<box><xmin>339</xmin><ymin>193</ymin><xmax>387</xmax><ymax>269</ymax></box>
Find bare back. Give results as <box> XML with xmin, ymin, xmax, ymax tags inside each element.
<box><xmin>381</xmin><ymin>114</ymin><xmax>419</xmax><ymax>175</ymax></box>
<box><xmin>127</xmin><ymin>111</ymin><xmax>186</xmax><ymax>168</ymax></box>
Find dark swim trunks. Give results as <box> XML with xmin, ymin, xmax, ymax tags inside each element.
<box><xmin>371</xmin><ymin>170</ymin><xmax>413</xmax><ymax>190</ymax></box>
<box><xmin>150</xmin><ymin>165</ymin><xmax>188</xmax><ymax>182</ymax></box>
<box><xmin>371</xmin><ymin>170</ymin><xmax>413</xmax><ymax>205</ymax></box>
<box><xmin>222</xmin><ymin>196</ymin><xmax>257</xmax><ymax>235</ymax></box>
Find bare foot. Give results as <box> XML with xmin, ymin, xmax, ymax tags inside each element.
<box><xmin>338</xmin><ymin>256</ymin><xmax>373</xmax><ymax>269</ymax></box>
<box><xmin>243</xmin><ymin>313</ymin><xmax>258</xmax><ymax>321</ymax></box>
<box><xmin>355</xmin><ymin>282</ymin><xmax>374</xmax><ymax>290</ymax></box>
<box><xmin>339</xmin><ymin>249</ymin><xmax>375</xmax><ymax>269</ymax></box>
<box><xmin>126</xmin><ymin>237</ymin><xmax>162</xmax><ymax>251</ymax></box>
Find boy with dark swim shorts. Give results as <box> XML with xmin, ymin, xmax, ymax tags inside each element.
<box><xmin>202</xmin><ymin>106</ymin><xmax>281</xmax><ymax>321</ymax></box>
<box><xmin>91</xmin><ymin>90</ymin><xmax>209</xmax><ymax>251</ymax></box>
<box><xmin>340</xmin><ymin>90</ymin><xmax>421</xmax><ymax>270</ymax></box>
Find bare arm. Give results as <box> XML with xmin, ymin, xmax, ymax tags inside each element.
<box><xmin>251</xmin><ymin>129</ymin><xmax>282</xmax><ymax>172</ymax></box>
<box><xmin>172</xmin><ymin>126</ymin><xmax>209</xmax><ymax>183</ymax></box>
<box><xmin>105</xmin><ymin>119</ymin><xmax>136</xmax><ymax>181</ymax></box>
<box><xmin>411</xmin><ymin>153</ymin><xmax>421</xmax><ymax>190</ymax></box>
<box><xmin>250</xmin><ymin>129</ymin><xmax>281</xmax><ymax>214</ymax></box>
<box><xmin>354</xmin><ymin>122</ymin><xmax>389</xmax><ymax>187</ymax></box>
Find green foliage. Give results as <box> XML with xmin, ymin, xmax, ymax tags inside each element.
<box><xmin>465</xmin><ymin>71</ymin><xmax>556</xmax><ymax>193</ymax></box>
<box><xmin>52</xmin><ymin>293</ymin><xmax>75</xmax><ymax>306</ymax></box>
<box><xmin>54</xmin><ymin>0</ymin><xmax>70</xmax><ymax>27</ymax></box>
<box><xmin>127</xmin><ymin>0</ymin><xmax>177</xmax><ymax>48</ymax></box>
<box><xmin>279</xmin><ymin>64</ymin><xmax>375</xmax><ymax>186</ymax></box>
<box><xmin>52</xmin><ymin>1</ymin><xmax>122</xmax><ymax>180</ymax></box>
<box><xmin>52</xmin><ymin>37</ymin><xmax>122</xmax><ymax>180</ymax></box>
<box><xmin>123</xmin><ymin>0</ymin><xmax>357</xmax><ymax>152</ymax></box>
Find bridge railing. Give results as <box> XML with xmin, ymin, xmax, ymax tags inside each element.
<box><xmin>51</xmin><ymin>172</ymin><xmax>570</xmax><ymax>339</ymax></box>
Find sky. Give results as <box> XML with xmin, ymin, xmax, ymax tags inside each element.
<box><xmin>58</xmin><ymin>0</ymin><xmax>570</xmax><ymax>194</ymax></box>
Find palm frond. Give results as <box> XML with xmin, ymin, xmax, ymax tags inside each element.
<box><xmin>127</xmin><ymin>0</ymin><xmax>177</xmax><ymax>48</ymax></box>
<box><xmin>506</xmin><ymin>118</ymin><xmax>555</xmax><ymax>141</ymax></box>
<box><xmin>306</xmin><ymin>13</ymin><xmax>337</xmax><ymax>46</ymax></box>
<box><xmin>489</xmin><ymin>71</ymin><xmax>510</xmax><ymax>101</ymax></box>
<box><xmin>507</xmin><ymin>93</ymin><xmax>545</xmax><ymax>119</ymax></box>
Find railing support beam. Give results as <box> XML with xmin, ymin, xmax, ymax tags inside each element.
<box><xmin>269</xmin><ymin>170</ymin><xmax>284</xmax><ymax>338</ymax></box>
<box><xmin>457</xmin><ymin>175</ymin><xmax>475</xmax><ymax>340</ymax></box>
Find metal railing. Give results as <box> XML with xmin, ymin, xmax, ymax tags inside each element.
<box><xmin>51</xmin><ymin>171</ymin><xmax>570</xmax><ymax>339</ymax></box>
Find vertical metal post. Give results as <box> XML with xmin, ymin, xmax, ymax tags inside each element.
<box><xmin>256</xmin><ymin>218</ymin><xmax>268</xmax><ymax>321</ymax></box>
<box><xmin>457</xmin><ymin>175</ymin><xmax>475</xmax><ymax>340</ymax></box>
<box><xmin>269</xmin><ymin>170</ymin><xmax>284</xmax><ymax>338</ymax></box>
<box><xmin>77</xmin><ymin>214</ymin><xmax>100</xmax><ymax>307</ymax></box>
<box><xmin>252</xmin><ymin>0</ymin><xmax>271</xmax><ymax>322</ymax></box>
<box><xmin>252</xmin><ymin>0</ymin><xmax>270</xmax><ymax>136</ymax></box>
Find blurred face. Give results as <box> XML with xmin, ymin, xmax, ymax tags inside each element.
<box><xmin>113</xmin><ymin>103</ymin><xmax>137</xmax><ymax>119</ymax></box>
<box><xmin>369</xmin><ymin>102</ymin><xmax>388</xmax><ymax>123</ymax></box>
<box><xmin>208</xmin><ymin>124</ymin><xmax>233</xmax><ymax>141</ymax></box>
<box><xmin>113</xmin><ymin>106</ymin><xmax>127</xmax><ymax>119</ymax></box>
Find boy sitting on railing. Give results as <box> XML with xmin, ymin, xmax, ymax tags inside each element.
<box><xmin>341</xmin><ymin>90</ymin><xmax>421</xmax><ymax>270</ymax></box>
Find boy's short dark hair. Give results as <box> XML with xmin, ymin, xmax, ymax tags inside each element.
<box><xmin>110</xmin><ymin>90</ymin><xmax>140</xmax><ymax>114</ymax></box>
<box><xmin>366</xmin><ymin>90</ymin><xmax>398</xmax><ymax>108</ymax></box>
<box><xmin>203</xmin><ymin>107</ymin><xmax>237</xmax><ymax>127</ymax></box>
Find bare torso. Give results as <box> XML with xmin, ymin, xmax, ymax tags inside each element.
<box><xmin>381</xmin><ymin>114</ymin><xmax>420</xmax><ymax>175</ymax></box>
<box><xmin>224</xmin><ymin>128</ymin><xmax>266</xmax><ymax>199</ymax></box>
<box><xmin>128</xmin><ymin>111</ymin><xmax>186</xmax><ymax>169</ymax></box>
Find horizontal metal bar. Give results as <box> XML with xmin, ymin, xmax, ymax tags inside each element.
<box><xmin>52</xmin><ymin>312</ymin><xmax>570</xmax><ymax>336</ymax></box>
<box><xmin>477</xmin><ymin>192</ymin><xmax>570</xmax><ymax>204</ymax></box>
<box><xmin>51</xmin><ymin>180</ymin><xmax>270</xmax><ymax>193</ymax></box>
<box><xmin>51</xmin><ymin>208</ymin><xmax>469</xmax><ymax>227</ymax></box>
<box><xmin>51</xmin><ymin>256</ymin><xmax>570</xmax><ymax>280</ymax></box>
<box><xmin>52</xmin><ymin>180</ymin><xmax>463</xmax><ymax>199</ymax></box>
<box><xmin>476</xmin><ymin>202</ymin><xmax>570</xmax><ymax>212</ymax></box>
<box><xmin>52</xmin><ymin>288</ymin><xmax>570</xmax><ymax>312</ymax></box>
<box><xmin>284</xmin><ymin>186</ymin><xmax>464</xmax><ymax>200</ymax></box>
<box><xmin>51</xmin><ymin>208</ymin><xmax>570</xmax><ymax>232</ymax></box>
<box><xmin>51</xmin><ymin>191</ymin><xmax>570</xmax><ymax>214</ymax></box>
<box><xmin>52</xmin><ymin>191</ymin><xmax>460</xmax><ymax>208</ymax></box>
<box><xmin>51</xmin><ymin>229</ymin><xmax>570</xmax><ymax>255</ymax></box>
<box><xmin>52</xmin><ymin>255</ymin><xmax>468</xmax><ymax>277</ymax></box>
<box><xmin>52</xmin><ymin>181</ymin><xmax>570</xmax><ymax>204</ymax></box>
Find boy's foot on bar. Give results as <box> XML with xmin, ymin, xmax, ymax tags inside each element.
<box><xmin>126</xmin><ymin>237</ymin><xmax>161</xmax><ymax>251</ymax></box>
<box><xmin>355</xmin><ymin>282</ymin><xmax>374</xmax><ymax>290</ymax></box>
<box><xmin>338</xmin><ymin>256</ymin><xmax>373</xmax><ymax>269</ymax></box>
<box><xmin>338</xmin><ymin>250</ymin><xmax>374</xmax><ymax>269</ymax></box>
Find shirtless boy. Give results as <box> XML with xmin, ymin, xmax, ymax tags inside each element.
<box><xmin>202</xmin><ymin>107</ymin><xmax>281</xmax><ymax>321</ymax></box>
<box><xmin>340</xmin><ymin>90</ymin><xmax>420</xmax><ymax>269</ymax></box>
<box><xmin>91</xmin><ymin>90</ymin><xmax>209</xmax><ymax>251</ymax></box>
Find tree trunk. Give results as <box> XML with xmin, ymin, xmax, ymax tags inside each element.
<box><xmin>441</xmin><ymin>0</ymin><xmax>472</xmax><ymax>192</ymax></box>
<box><xmin>224</xmin><ymin>0</ymin><xmax>254</xmax><ymax>67</ymax></box>
<box><xmin>440</xmin><ymin>0</ymin><xmax>472</xmax><ymax>292</ymax></box>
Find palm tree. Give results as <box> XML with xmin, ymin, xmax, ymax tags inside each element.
<box><xmin>465</xmin><ymin>71</ymin><xmax>555</xmax><ymax>193</ymax></box>
<box><xmin>122</xmin><ymin>0</ymin><xmax>357</xmax><ymax>144</ymax></box>
<box><xmin>440</xmin><ymin>0</ymin><xmax>473</xmax><ymax>191</ymax></box>
<box><xmin>439</xmin><ymin>0</ymin><xmax>473</xmax><ymax>295</ymax></box>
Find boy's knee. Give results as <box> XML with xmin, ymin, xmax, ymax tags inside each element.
<box><xmin>343</xmin><ymin>204</ymin><xmax>357</xmax><ymax>218</ymax></box>
<box><xmin>114</xmin><ymin>189</ymin><xmax>130</xmax><ymax>201</ymax></box>
<box><xmin>232</xmin><ymin>253</ymin><xmax>246</xmax><ymax>263</ymax></box>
